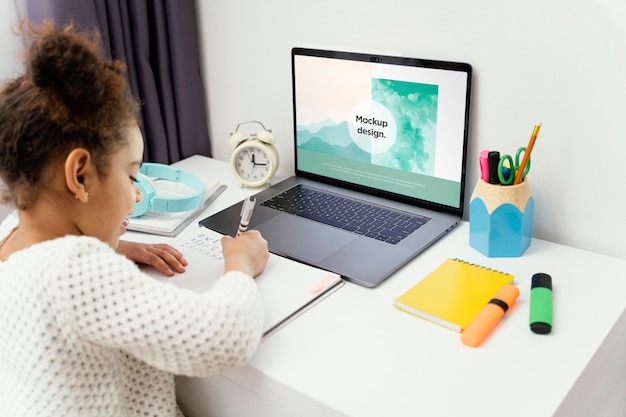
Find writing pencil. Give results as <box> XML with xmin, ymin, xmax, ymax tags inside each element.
<box><xmin>514</xmin><ymin>123</ymin><xmax>541</xmax><ymax>185</ymax></box>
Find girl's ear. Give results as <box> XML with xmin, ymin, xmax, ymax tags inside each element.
<box><xmin>64</xmin><ymin>148</ymin><xmax>92</xmax><ymax>202</ymax></box>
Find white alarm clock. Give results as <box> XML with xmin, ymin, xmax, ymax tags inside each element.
<box><xmin>229</xmin><ymin>120</ymin><xmax>279</xmax><ymax>187</ymax></box>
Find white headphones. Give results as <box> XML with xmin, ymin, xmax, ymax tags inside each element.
<box><xmin>130</xmin><ymin>163</ymin><xmax>205</xmax><ymax>218</ymax></box>
<box><xmin>228</xmin><ymin>120</ymin><xmax>276</xmax><ymax>147</ymax></box>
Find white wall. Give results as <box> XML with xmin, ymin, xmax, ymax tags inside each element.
<box><xmin>0</xmin><ymin>1</ymin><xmax>23</xmax><ymax>79</ymax></box>
<box><xmin>1</xmin><ymin>1</ymin><xmax>625</xmax><ymax>260</ymax></box>
<box><xmin>195</xmin><ymin>0</ymin><xmax>626</xmax><ymax>260</ymax></box>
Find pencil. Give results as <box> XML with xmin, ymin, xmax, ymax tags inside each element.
<box><xmin>514</xmin><ymin>123</ymin><xmax>541</xmax><ymax>185</ymax></box>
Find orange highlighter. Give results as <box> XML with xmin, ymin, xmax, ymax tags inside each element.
<box><xmin>461</xmin><ymin>284</ymin><xmax>520</xmax><ymax>347</ymax></box>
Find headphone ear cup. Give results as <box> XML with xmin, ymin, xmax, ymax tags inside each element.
<box><xmin>129</xmin><ymin>174</ymin><xmax>154</xmax><ymax>218</ymax></box>
<box><xmin>256</xmin><ymin>130</ymin><xmax>275</xmax><ymax>144</ymax></box>
<box><xmin>228</xmin><ymin>131</ymin><xmax>246</xmax><ymax>147</ymax></box>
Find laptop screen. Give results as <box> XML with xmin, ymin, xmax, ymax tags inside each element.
<box><xmin>292</xmin><ymin>48</ymin><xmax>472</xmax><ymax>216</ymax></box>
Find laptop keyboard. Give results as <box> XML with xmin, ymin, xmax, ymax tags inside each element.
<box><xmin>260</xmin><ymin>185</ymin><xmax>431</xmax><ymax>244</ymax></box>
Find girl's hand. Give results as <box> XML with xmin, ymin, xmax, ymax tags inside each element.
<box><xmin>221</xmin><ymin>230</ymin><xmax>269</xmax><ymax>278</ymax></box>
<box><xmin>116</xmin><ymin>240</ymin><xmax>187</xmax><ymax>277</ymax></box>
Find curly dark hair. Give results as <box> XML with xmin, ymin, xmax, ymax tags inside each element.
<box><xmin>0</xmin><ymin>21</ymin><xmax>139</xmax><ymax>209</ymax></box>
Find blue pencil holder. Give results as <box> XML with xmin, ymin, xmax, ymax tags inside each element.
<box><xmin>469</xmin><ymin>179</ymin><xmax>534</xmax><ymax>257</ymax></box>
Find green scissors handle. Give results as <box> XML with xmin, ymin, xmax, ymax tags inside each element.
<box><xmin>497</xmin><ymin>147</ymin><xmax>531</xmax><ymax>185</ymax></box>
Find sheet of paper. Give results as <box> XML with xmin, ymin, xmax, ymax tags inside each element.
<box><xmin>142</xmin><ymin>226</ymin><xmax>344</xmax><ymax>337</ymax></box>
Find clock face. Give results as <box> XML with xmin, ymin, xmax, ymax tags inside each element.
<box><xmin>233</xmin><ymin>146</ymin><xmax>273</xmax><ymax>185</ymax></box>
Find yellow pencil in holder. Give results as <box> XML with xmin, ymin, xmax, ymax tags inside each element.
<box><xmin>469</xmin><ymin>179</ymin><xmax>534</xmax><ymax>257</ymax></box>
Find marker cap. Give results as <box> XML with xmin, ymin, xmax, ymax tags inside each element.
<box><xmin>492</xmin><ymin>283</ymin><xmax>520</xmax><ymax>309</ymax></box>
<box><xmin>531</xmin><ymin>273</ymin><xmax>552</xmax><ymax>291</ymax></box>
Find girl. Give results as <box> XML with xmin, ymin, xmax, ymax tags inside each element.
<box><xmin>0</xmin><ymin>22</ymin><xmax>269</xmax><ymax>416</ymax></box>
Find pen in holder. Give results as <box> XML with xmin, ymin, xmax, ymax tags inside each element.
<box><xmin>469</xmin><ymin>179</ymin><xmax>534</xmax><ymax>257</ymax></box>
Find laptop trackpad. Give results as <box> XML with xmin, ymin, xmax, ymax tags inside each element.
<box><xmin>255</xmin><ymin>214</ymin><xmax>355</xmax><ymax>263</ymax></box>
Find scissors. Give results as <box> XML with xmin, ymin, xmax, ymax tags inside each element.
<box><xmin>497</xmin><ymin>147</ymin><xmax>531</xmax><ymax>185</ymax></box>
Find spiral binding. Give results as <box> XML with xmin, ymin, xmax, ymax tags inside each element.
<box><xmin>452</xmin><ymin>258</ymin><xmax>513</xmax><ymax>277</ymax></box>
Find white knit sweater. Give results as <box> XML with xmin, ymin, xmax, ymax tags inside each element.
<box><xmin>0</xmin><ymin>212</ymin><xmax>264</xmax><ymax>416</ymax></box>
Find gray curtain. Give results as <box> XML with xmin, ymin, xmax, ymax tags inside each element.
<box><xmin>25</xmin><ymin>0</ymin><xmax>212</xmax><ymax>164</ymax></box>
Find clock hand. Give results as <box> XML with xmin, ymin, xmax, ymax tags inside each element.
<box><xmin>249</xmin><ymin>153</ymin><xmax>268</xmax><ymax>168</ymax></box>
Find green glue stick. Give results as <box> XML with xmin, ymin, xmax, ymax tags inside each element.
<box><xmin>529</xmin><ymin>273</ymin><xmax>552</xmax><ymax>334</ymax></box>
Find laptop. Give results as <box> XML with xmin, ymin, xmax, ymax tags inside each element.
<box><xmin>200</xmin><ymin>47</ymin><xmax>472</xmax><ymax>288</ymax></box>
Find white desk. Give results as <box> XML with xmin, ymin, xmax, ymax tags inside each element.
<box><xmin>130</xmin><ymin>156</ymin><xmax>626</xmax><ymax>417</ymax></box>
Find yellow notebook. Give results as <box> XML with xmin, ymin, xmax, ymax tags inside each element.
<box><xmin>393</xmin><ymin>258</ymin><xmax>514</xmax><ymax>332</ymax></box>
